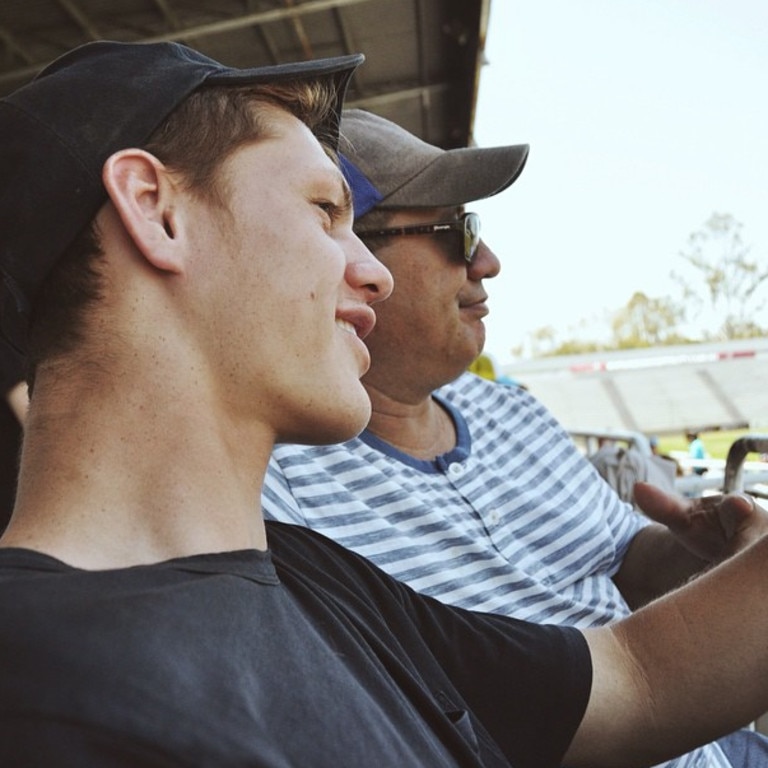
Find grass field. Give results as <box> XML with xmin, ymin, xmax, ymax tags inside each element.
<box><xmin>657</xmin><ymin>429</ymin><xmax>768</xmax><ymax>461</ymax></box>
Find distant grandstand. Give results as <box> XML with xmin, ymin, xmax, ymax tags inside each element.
<box><xmin>501</xmin><ymin>338</ymin><xmax>768</xmax><ymax>436</ymax></box>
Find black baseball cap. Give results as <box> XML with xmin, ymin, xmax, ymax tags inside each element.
<box><xmin>0</xmin><ymin>41</ymin><xmax>364</xmax><ymax>352</ymax></box>
<box><xmin>338</xmin><ymin>109</ymin><xmax>529</xmax><ymax>219</ymax></box>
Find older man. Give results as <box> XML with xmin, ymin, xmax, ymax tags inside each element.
<box><xmin>264</xmin><ymin>109</ymin><xmax>768</xmax><ymax>767</ymax></box>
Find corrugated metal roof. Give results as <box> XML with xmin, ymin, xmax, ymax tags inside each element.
<box><xmin>0</xmin><ymin>0</ymin><xmax>489</xmax><ymax>148</ymax></box>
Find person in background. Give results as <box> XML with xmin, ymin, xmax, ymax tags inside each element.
<box><xmin>589</xmin><ymin>436</ymin><xmax>676</xmax><ymax>504</ymax></box>
<box><xmin>264</xmin><ymin>109</ymin><xmax>768</xmax><ymax>767</ymax></box>
<box><xmin>687</xmin><ymin>430</ymin><xmax>709</xmax><ymax>475</ymax></box>
<box><xmin>649</xmin><ymin>434</ymin><xmax>683</xmax><ymax>478</ymax></box>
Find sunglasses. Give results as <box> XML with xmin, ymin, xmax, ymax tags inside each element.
<box><xmin>356</xmin><ymin>211</ymin><xmax>481</xmax><ymax>264</ymax></box>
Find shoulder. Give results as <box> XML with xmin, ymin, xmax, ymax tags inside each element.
<box><xmin>269</xmin><ymin>435</ymin><xmax>369</xmax><ymax>473</ymax></box>
<box><xmin>437</xmin><ymin>371</ymin><xmax>537</xmax><ymax>416</ymax></box>
<box><xmin>439</xmin><ymin>372</ymin><xmax>574</xmax><ymax>449</ymax></box>
<box><xmin>440</xmin><ymin>371</ymin><xmax>514</xmax><ymax>399</ymax></box>
<box><xmin>266</xmin><ymin>521</ymin><xmax>391</xmax><ymax>588</ymax></box>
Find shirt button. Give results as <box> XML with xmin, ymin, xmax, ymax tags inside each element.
<box><xmin>488</xmin><ymin>510</ymin><xmax>500</xmax><ymax>526</ymax></box>
<box><xmin>448</xmin><ymin>462</ymin><xmax>464</xmax><ymax>477</ymax></box>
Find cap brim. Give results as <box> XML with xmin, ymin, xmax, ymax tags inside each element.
<box><xmin>206</xmin><ymin>53</ymin><xmax>364</xmax><ymax>88</ymax></box>
<box><xmin>382</xmin><ymin>143</ymin><xmax>529</xmax><ymax>209</ymax></box>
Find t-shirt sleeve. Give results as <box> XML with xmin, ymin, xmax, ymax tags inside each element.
<box><xmin>269</xmin><ymin>523</ymin><xmax>592</xmax><ymax>768</ymax></box>
<box><xmin>403</xmin><ymin>588</ymin><xmax>593</xmax><ymax>768</ymax></box>
<box><xmin>269</xmin><ymin>522</ymin><xmax>593</xmax><ymax>768</ymax></box>
<box><xmin>0</xmin><ymin>718</ymin><xmax>180</xmax><ymax>767</ymax></box>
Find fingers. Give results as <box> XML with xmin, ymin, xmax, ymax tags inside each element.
<box><xmin>714</xmin><ymin>492</ymin><xmax>756</xmax><ymax>524</ymax></box>
<box><xmin>719</xmin><ymin>492</ymin><xmax>767</xmax><ymax>535</ymax></box>
<box><xmin>633</xmin><ymin>482</ymin><xmax>687</xmax><ymax>527</ymax></box>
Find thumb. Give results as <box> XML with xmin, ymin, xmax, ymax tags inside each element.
<box><xmin>716</xmin><ymin>492</ymin><xmax>759</xmax><ymax>538</ymax></box>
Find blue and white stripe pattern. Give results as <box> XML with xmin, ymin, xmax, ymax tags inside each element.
<box><xmin>265</xmin><ymin>372</ymin><xmax>645</xmax><ymax>626</ymax></box>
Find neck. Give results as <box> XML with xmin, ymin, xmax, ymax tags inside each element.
<box><xmin>3</xmin><ymin>366</ymin><xmax>270</xmax><ymax>569</ymax></box>
<box><xmin>364</xmin><ymin>384</ymin><xmax>456</xmax><ymax>460</ymax></box>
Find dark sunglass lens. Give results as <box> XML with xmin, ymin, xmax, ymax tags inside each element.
<box><xmin>464</xmin><ymin>213</ymin><xmax>480</xmax><ymax>262</ymax></box>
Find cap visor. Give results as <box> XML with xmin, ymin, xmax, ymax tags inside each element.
<box><xmin>384</xmin><ymin>143</ymin><xmax>529</xmax><ymax>208</ymax></box>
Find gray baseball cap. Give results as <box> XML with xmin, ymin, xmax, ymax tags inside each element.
<box><xmin>338</xmin><ymin>108</ymin><xmax>529</xmax><ymax>219</ymax></box>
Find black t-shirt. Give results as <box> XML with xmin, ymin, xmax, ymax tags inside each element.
<box><xmin>0</xmin><ymin>522</ymin><xmax>591</xmax><ymax>767</ymax></box>
<box><xmin>0</xmin><ymin>343</ymin><xmax>23</xmax><ymax>531</ymax></box>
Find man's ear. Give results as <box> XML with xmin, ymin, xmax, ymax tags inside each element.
<box><xmin>102</xmin><ymin>149</ymin><xmax>185</xmax><ymax>274</ymax></box>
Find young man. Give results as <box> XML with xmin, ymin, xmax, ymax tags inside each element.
<box><xmin>4</xmin><ymin>40</ymin><xmax>768</xmax><ymax>768</ymax></box>
<box><xmin>264</xmin><ymin>109</ymin><xmax>768</xmax><ymax>766</ymax></box>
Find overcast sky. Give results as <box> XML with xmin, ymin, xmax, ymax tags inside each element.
<box><xmin>472</xmin><ymin>0</ymin><xmax>768</xmax><ymax>366</ymax></box>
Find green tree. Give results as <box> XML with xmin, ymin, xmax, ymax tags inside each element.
<box><xmin>528</xmin><ymin>325</ymin><xmax>557</xmax><ymax>357</ymax></box>
<box><xmin>674</xmin><ymin>213</ymin><xmax>768</xmax><ymax>340</ymax></box>
<box><xmin>611</xmin><ymin>291</ymin><xmax>686</xmax><ymax>348</ymax></box>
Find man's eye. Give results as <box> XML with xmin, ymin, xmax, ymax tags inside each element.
<box><xmin>316</xmin><ymin>201</ymin><xmax>339</xmax><ymax>220</ymax></box>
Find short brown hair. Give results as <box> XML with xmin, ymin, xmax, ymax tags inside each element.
<box><xmin>143</xmin><ymin>79</ymin><xmax>339</xmax><ymax>204</ymax></box>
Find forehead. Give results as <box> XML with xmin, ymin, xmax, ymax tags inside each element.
<box><xmin>222</xmin><ymin>105</ymin><xmax>346</xmax><ymax>189</ymax></box>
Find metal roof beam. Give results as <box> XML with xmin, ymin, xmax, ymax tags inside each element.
<box><xmin>0</xmin><ymin>27</ymin><xmax>35</xmax><ymax>65</ymax></box>
<box><xmin>282</xmin><ymin>0</ymin><xmax>315</xmax><ymax>60</ymax></box>
<box><xmin>0</xmin><ymin>0</ymin><xmax>376</xmax><ymax>85</ymax></box>
<box><xmin>55</xmin><ymin>0</ymin><xmax>101</xmax><ymax>41</ymax></box>
<box><xmin>245</xmin><ymin>0</ymin><xmax>281</xmax><ymax>64</ymax></box>
<box><xmin>141</xmin><ymin>0</ymin><xmax>375</xmax><ymax>44</ymax></box>
<box><xmin>347</xmin><ymin>81</ymin><xmax>451</xmax><ymax>110</ymax></box>
<box><xmin>414</xmin><ymin>0</ymin><xmax>430</xmax><ymax>136</ymax></box>
<box><xmin>331</xmin><ymin>5</ymin><xmax>361</xmax><ymax>90</ymax></box>
<box><xmin>149</xmin><ymin>0</ymin><xmax>183</xmax><ymax>31</ymax></box>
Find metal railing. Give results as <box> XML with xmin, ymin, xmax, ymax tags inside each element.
<box><xmin>570</xmin><ymin>430</ymin><xmax>768</xmax><ymax>498</ymax></box>
<box><xmin>723</xmin><ymin>434</ymin><xmax>768</xmax><ymax>495</ymax></box>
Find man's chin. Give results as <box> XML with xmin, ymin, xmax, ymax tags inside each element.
<box><xmin>460</xmin><ymin>315</ymin><xmax>486</xmax><ymax>344</ymax></box>
<box><xmin>332</xmin><ymin>397</ymin><xmax>372</xmax><ymax>443</ymax></box>
<box><xmin>308</xmin><ymin>402</ymin><xmax>372</xmax><ymax>447</ymax></box>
